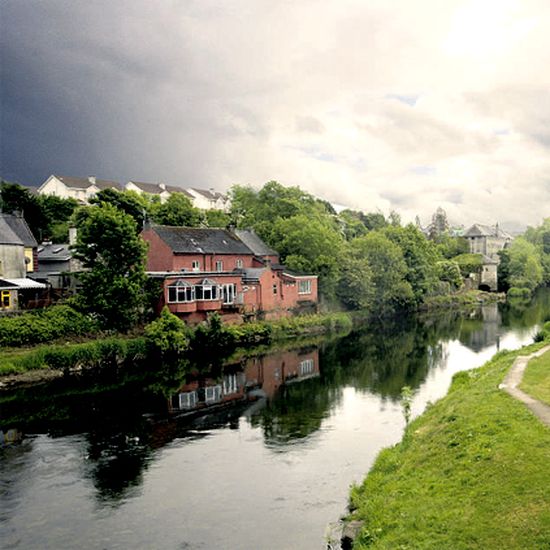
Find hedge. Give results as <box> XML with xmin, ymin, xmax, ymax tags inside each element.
<box><xmin>0</xmin><ymin>305</ymin><xmax>98</xmax><ymax>348</ymax></box>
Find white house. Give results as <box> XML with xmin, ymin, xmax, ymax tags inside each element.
<box><xmin>125</xmin><ymin>181</ymin><xmax>195</xmax><ymax>203</ymax></box>
<box><xmin>186</xmin><ymin>188</ymin><xmax>229</xmax><ymax>211</ymax></box>
<box><xmin>38</xmin><ymin>175</ymin><xmax>122</xmax><ymax>203</ymax></box>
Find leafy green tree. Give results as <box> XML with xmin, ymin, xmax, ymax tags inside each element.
<box><xmin>145</xmin><ymin>306</ymin><xmax>189</xmax><ymax>362</ymax></box>
<box><xmin>507</xmin><ymin>237</ymin><xmax>543</xmax><ymax>291</ymax></box>
<box><xmin>336</xmin><ymin>255</ymin><xmax>374</xmax><ymax>310</ymax></box>
<box><xmin>270</xmin><ymin>214</ymin><xmax>344</xmax><ymax>297</ymax></box>
<box><xmin>383</xmin><ymin>224</ymin><xmax>441</xmax><ymax>302</ymax></box>
<box><xmin>0</xmin><ymin>181</ymin><xmax>47</xmax><ymax>239</ymax></box>
<box><xmin>361</xmin><ymin>212</ymin><xmax>388</xmax><ymax>231</ymax></box>
<box><xmin>90</xmin><ymin>188</ymin><xmax>148</xmax><ymax>230</ymax></box>
<box><xmin>151</xmin><ymin>193</ymin><xmax>202</xmax><ymax>226</ymax></box>
<box><xmin>72</xmin><ymin>204</ymin><xmax>148</xmax><ymax>331</ymax></box>
<box><xmin>337</xmin><ymin>210</ymin><xmax>369</xmax><ymax>240</ymax></box>
<box><xmin>436</xmin><ymin>260</ymin><xmax>463</xmax><ymax>290</ymax></box>
<box><xmin>351</xmin><ymin>232</ymin><xmax>414</xmax><ymax>313</ymax></box>
<box><xmin>205</xmin><ymin>209</ymin><xmax>231</xmax><ymax>228</ymax></box>
<box><xmin>436</xmin><ymin>235</ymin><xmax>469</xmax><ymax>259</ymax></box>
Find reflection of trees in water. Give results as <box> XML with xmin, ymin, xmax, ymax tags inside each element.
<box><xmin>248</xmin><ymin>377</ymin><xmax>339</xmax><ymax>447</ymax></box>
<box><xmin>500</xmin><ymin>287</ymin><xmax>550</xmax><ymax>329</ymax></box>
<box><xmin>249</xmin><ymin>311</ymin><xmax>468</xmax><ymax>447</ymax></box>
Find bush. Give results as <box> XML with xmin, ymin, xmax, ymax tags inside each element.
<box><xmin>507</xmin><ymin>287</ymin><xmax>532</xmax><ymax>300</ymax></box>
<box><xmin>0</xmin><ymin>305</ymin><xmax>98</xmax><ymax>348</ymax></box>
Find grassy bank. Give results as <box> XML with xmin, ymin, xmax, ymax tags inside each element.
<box><xmin>0</xmin><ymin>311</ymin><xmax>353</xmax><ymax>379</ymax></box>
<box><xmin>521</xmin><ymin>349</ymin><xmax>550</xmax><ymax>406</ymax></box>
<box><xmin>348</xmin><ymin>342</ymin><xmax>550</xmax><ymax>549</ymax></box>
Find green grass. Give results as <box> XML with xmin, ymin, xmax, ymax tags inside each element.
<box><xmin>521</xmin><ymin>349</ymin><xmax>550</xmax><ymax>406</ymax></box>
<box><xmin>349</xmin><ymin>344</ymin><xmax>550</xmax><ymax>549</ymax></box>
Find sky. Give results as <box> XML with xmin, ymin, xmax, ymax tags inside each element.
<box><xmin>1</xmin><ymin>0</ymin><xmax>549</xmax><ymax>230</ymax></box>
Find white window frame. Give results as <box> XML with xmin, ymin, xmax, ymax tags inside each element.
<box><xmin>195</xmin><ymin>279</ymin><xmax>219</xmax><ymax>301</ymax></box>
<box><xmin>167</xmin><ymin>280</ymin><xmax>195</xmax><ymax>303</ymax></box>
<box><xmin>192</xmin><ymin>260</ymin><xmax>200</xmax><ymax>272</ymax></box>
<box><xmin>298</xmin><ymin>279</ymin><xmax>312</xmax><ymax>295</ymax></box>
<box><xmin>221</xmin><ymin>283</ymin><xmax>236</xmax><ymax>305</ymax></box>
<box><xmin>299</xmin><ymin>358</ymin><xmax>314</xmax><ymax>376</ymax></box>
<box><xmin>215</xmin><ymin>260</ymin><xmax>223</xmax><ymax>272</ymax></box>
<box><xmin>236</xmin><ymin>258</ymin><xmax>243</xmax><ymax>269</ymax></box>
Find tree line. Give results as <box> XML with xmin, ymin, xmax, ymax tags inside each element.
<box><xmin>2</xmin><ymin>179</ymin><xmax>549</xmax><ymax>332</ymax></box>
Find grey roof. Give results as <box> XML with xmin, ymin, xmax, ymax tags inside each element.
<box><xmin>464</xmin><ymin>224</ymin><xmax>512</xmax><ymax>239</ymax></box>
<box><xmin>128</xmin><ymin>181</ymin><xmax>165</xmax><ymax>194</ymax></box>
<box><xmin>54</xmin><ymin>175</ymin><xmax>122</xmax><ymax>190</ymax></box>
<box><xmin>151</xmin><ymin>226</ymin><xmax>253</xmax><ymax>255</ymax></box>
<box><xmin>37</xmin><ymin>243</ymin><xmax>72</xmax><ymax>261</ymax></box>
<box><xmin>242</xmin><ymin>267</ymin><xmax>266</xmax><ymax>282</ymax></box>
<box><xmin>234</xmin><ymin>230</ymin><xmax>278</xmax><ymax>257</ymax></box>
<box><xmin>1</xmin><ymin>213</ymin><xmax>37</xmax><ymax>247</ymax></box>
<box><xmin>163</xmin><ymin>184</ymin><xmax>193</xmax><ymax>197</ymax></box>
<box><xmin>0</xmin><ymin>216</ymin><xmax>24</xmax><ymax>245</ymax></box>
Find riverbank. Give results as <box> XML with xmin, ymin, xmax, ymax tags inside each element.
<box><xmin>420</xmin><ymin>288</ymin><xmax>505</xmax><ymax>311</ymax></box>
<box><xmin>346</xmin><ymin>342</ymin><xmax>550</xmax><ymax>549</ymax></box>
<box><xmin>0</xmin><ymin>311</ymin><xmax>353</xmax><ymax>386</ymax></box>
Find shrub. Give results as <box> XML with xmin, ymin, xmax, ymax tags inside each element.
<box><xmin>507</xmin><ymin>287</ymin><xmax>531</xmax><ymax>300</ymax></box>
<box><xmin>0</xmin><ymin>305</ymin><xmax>98</xmax><ymax>347</ymax></box>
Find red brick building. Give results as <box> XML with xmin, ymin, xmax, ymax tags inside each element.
<box><xmin>141</xmin><ymin>225</ymin><xmax>318</xmax><ymax>323</ymax></box>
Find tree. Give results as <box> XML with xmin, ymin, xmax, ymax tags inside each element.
<box><xmin>145</xmin><ymin>306</ymin><xmax>189</xmax><ymax>362</ymax></box>
<box><xmin>436</xmin><ymin>260</ymin><xmax>463</xmax><ymax>290</ymax></box>
<box><xmin>336</xmin><ymin>255</ymin><xmax>374</xmax><ymax>310</ymax></box>
<box><xmin>151</xmin><ymin>193</ymin><xmax>202</xmax><ymax>226</ymax></box>
<box><xmin>205</xmin><ymin>209</ymin><xmax>231</xmax><ymax>228</ymax></box>
<box><xmin>270</xmin><ymin>214</ymin><xmax>344</xmax><ymax>298</ymax></box>
<box><xmin>72</xmin><ymin>204</ymin><xmax>147</xmax><ymax>331</ymax></box>
<box><xmin>428</xmin><ymin>207</ymin><xmax>449</xmax><ymax>240</ymax></box>
<box><xmin>507</xmin><ymin>237</ymin><xmax>543</xmax><ymax>292</ymax></box>
<box><xmin>351</xmin><ymin>232</ymin><xmax>414</xmax><ymax>313</ymax></box>
<box><xmin>90</xmin><ymin>188</ymin><xmax>148</xmax><ymax>230</ymax></box>
<box><xmin>383</xmin><ymin>224</ymin><xmax>440</xmax><ymax>302</ymax></box>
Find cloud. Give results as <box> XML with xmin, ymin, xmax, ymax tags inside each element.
<box><xmin>1</xmin><ymin>0</ymin><xmax>549</xmax><ymax>230</ymax></box>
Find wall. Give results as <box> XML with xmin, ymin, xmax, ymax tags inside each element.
<box><xmin>0</xmin><ymin>244</ymin><xmax>26</xmax><ymax>278</ymax></box>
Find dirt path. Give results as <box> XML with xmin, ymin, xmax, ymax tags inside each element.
<box><xmin>499</xmin><ymin>345</ymin><xmax>550</xmax><ymax>428</ymax></box>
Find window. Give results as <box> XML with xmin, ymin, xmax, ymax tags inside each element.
<box><xmin>236</xmin><ymin>258</ymin><xmax>243</xmax><ymax>269</ymax></box>
<box><xmin>192</xmin><ymin>260</ymin><xmax>200</xmax><ymax>272</ymax></box>
<box><xmin>215</xmin><ymin>260</ymin><xmax>223</xmax><ymax>272</ymax></box>
<box><xmin>195</xmin><ymin>279</ymin><xmax>219</xmax><ymax>301</ymax></box>
<box><xmin>221</xmin><ymin>283</ymin><xmax>236</xmax><ymax>304</ymax></box>
<box><xmin>167</xmin><ymin>280</ymin><xmax>194</xmax><ymax>303</ymax></box>
<box><xmin>1</xmin><ymin>290</ymin><xmax>10</xmax><ymax>308</ymax></box>
<box><xmin>273</xmin><ymin>284</ymin><xmax>278</xmax><ymax>295</ymax></box>
<box><xmin>204</xmin><ymin>385</ymin><xmax>222</xmax><ymax>403</ymax></box>
<box><xmin>298</xmin><ymin>279</ymin><xmax>312</xmax><ymax>294</ymax></box>
<box><xmin>178</xmin><ymin>391</ymin><xmax>198</xmax><ymax>410</ymax></box>
<box><xmin>299</xmin><ymin>358</ymin><xmax>314</xmax><ymax>376</ymax></box>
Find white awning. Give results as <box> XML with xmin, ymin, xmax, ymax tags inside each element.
<box><xmin>2</xmin><ymin>278</ymin><xmax>47</xmax><ymax>289</ymax></box>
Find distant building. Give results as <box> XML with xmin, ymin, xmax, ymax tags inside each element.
<box><xmin>186</xmin><ymin>188</ymin><xmax>229</xmax><ymax>211</ymax></box>
<box><xmin>141</xmin><ymin>225</ymin><xmax>318</xmax><ymax>324</ymax></box>
<box><xmin>38</xmin><ymin>175</ymin><xmax>122</xmax><ymax>203</ymax></box>
<box><xmin>463</xmin><ymin>223</ymin><xmax>513</xmax><ymax>291</ymax></box>
<box><xmin>463</xmin><ymin>223</ymin><xmax>512</xmax><ymax>259</ymax></box>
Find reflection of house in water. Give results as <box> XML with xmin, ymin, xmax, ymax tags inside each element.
<box><xmin>244</xmin><ymin>348</ymin><xmax>320</xmax><ymax>399</ymax></box>
<box><xmin>169</xmin><ymin>348</ymin><xmax>320</xmax><ymax>414</ymax></box>
<box><xmin>460</xmin><ymin>303</ymin><xmax>502</xmax><ymax>352</ymax></box>
<box><xmin>169</xmin><ymin>371</ymin><xmax>246</xmax><ymax>413</ymax></box>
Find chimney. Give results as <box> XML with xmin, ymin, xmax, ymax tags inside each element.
<box><xmin>69</xmin><ymin>227</ymin><xmax>78</xmax><ymax>245</ymax></box>
<box><xmin>88</xmin><ymin>176</ymin><xmax>97</xmax><ymax>185</ymax></box>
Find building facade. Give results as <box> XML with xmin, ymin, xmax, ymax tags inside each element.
<box><xmin>141</xmin><ymin>225</ymin><xmax>318</xmax><ymax>323</ymax></box>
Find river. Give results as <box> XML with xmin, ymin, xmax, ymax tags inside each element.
<box><xmin>1</xmin><ymin>289</ymin><xmax>550</xmax><ymax>550</ymax></box>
